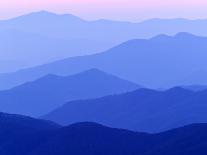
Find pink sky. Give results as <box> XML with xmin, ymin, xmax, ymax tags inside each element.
<box><xmin>0</xmin><ymin>0</ymin><xmax>207</xmax><ymax>21</ymax></box>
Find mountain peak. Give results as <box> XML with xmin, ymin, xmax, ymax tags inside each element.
<box><xmin>19</xmin><ymin>10</ymin><xmax>58</xmax><ymax>18</ymax></box>
<box><xmin>174</xmin><ymin>32</ymin><xmax>200</xmax><ymax>38</ymax></box>
<box><xmin>10</xmin><ymin>10</ymin><xmax>84</xmax><ymax>22</ymax></box>
<box><xmin>150</xmin><ymin>34</ymin><xmax>171</xmax><ymax>40</ymax></box>
<box><xmin>33</xmin><ymin>10</ymin><xmax>57</xmax><ymax>15</ymax></box>
<box><xmin>150</xmin><ymin>32</ymin><xmax>204</xmax><ymax>42</ymax></box>
<box><xmin>72</xmin><ymin>69</ymin><xmax>141</xmax><ymax>87</ymax></box>
<box><xmin>165</xmin><ymin>87</ymin><xmax>194</xmax><ymax>95</ymax></box>
<box><xmin>78</xmin><ymin>68</ymin><xmax>108</xmax><ymax>75</ymax></box>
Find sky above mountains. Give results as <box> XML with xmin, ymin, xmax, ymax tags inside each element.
<box><xmin>1</xmin><ymin>0</ymin><xmax>207</xmax><ymax>21</ymax></box>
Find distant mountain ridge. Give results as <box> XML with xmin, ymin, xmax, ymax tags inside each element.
<box><xmin>4</xmin><ymin>11</ymin><xmax>207</xmax><ymax>40</ymax></box>
<box><xmin>43</xmin><ymin>86</ymin><xmax>207</xmax><ymax>132</ymax></box>
<box><xmin>2</xmin><ymin>32</ymin><xmax>207</xmax><ymax>89</ymax></box>
<box><xmin>2</xmin><ymin>11</ymin><xmax>207</xmax><ymax>72</ymax></box>
<box><xmin>0</xmin><ymin>69</ymin><xmax>140</xmax><ymax>117</ymax></box>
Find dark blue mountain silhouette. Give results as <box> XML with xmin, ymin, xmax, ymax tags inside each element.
<box><xmin>28</xmin><ymin>123</ymin><xmax>207</xmax><ymax>155</ymax></box>
<box><xmin>0</xmin><ymin>112</ymin><xmax>60</xmax><ymax>155</ymax></box>
<box><xmin>1</xmin><ymin>119</ymin><xmax>207</xmax><ymax>155</ymax></box>
<box><xmin>0</xmin><ymin>69</ymin><xmax>140</xmax><ymax>117</ymax></box>
<box><xmin>1</xmin><ymin>32</ymin><xmax>207</xmax><ymax>89</ymax></box>
<box><xmin>43</xmin><ymin>87</ymin><xmax>207</xmax><ymax>132</ymax></box>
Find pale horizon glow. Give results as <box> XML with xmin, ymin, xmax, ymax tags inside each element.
<box><xmin>0</xmin><ymin>0</ymin><xmax>207</xmax><ymax>21</ymax></box>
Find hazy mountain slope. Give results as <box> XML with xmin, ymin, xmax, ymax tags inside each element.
<box><xmin>0</xmin><ymin>69</ymin><xmax>140</xmax><ymax>117</ymax></box>
<box><xmin>43</xmin><ymin>87</ymin><xmax>207</xmax><ymax>132</ymax></box>
<box><xmin>0</xmin><ymin>29</ymin><xmax>110</xmax><ymax>72</ymax></box>
<box><xmin>1</xmin><ymin>32</ymin><xmax>207</xmax><ymax>89</ymax></box>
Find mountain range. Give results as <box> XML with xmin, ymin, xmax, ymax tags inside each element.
<box><xmin>0</xmin><ymin>69</ymin><xmax>140</xmax><ymax>117</ymax></box>
<box><xmin>0</xmin><ymin>114</ymin><xmax>207</xmax><ymax>155</ymax></box>
<box><xmin>2</xmin><ymin>10</ymin><xmax>207</xmax><ymax>155</ymax></box>
<box><xmin>3</xmin><ymin>11</ymin><xmax>207</xmax><ymax>44</ymax></box>
<box><xmin>43</xmin><ymin>87</ymin><xmax>207</xmax><ymax>133</ymax></box>
<box><xmin>3</xmin><ymin>11</ymin><xmax>207</xmax><ymax>72</ymax></box>
<box><xmin>2</xmin><ymin>32</ymin><xmax>207</xmax><ymax>89</ymax></box>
